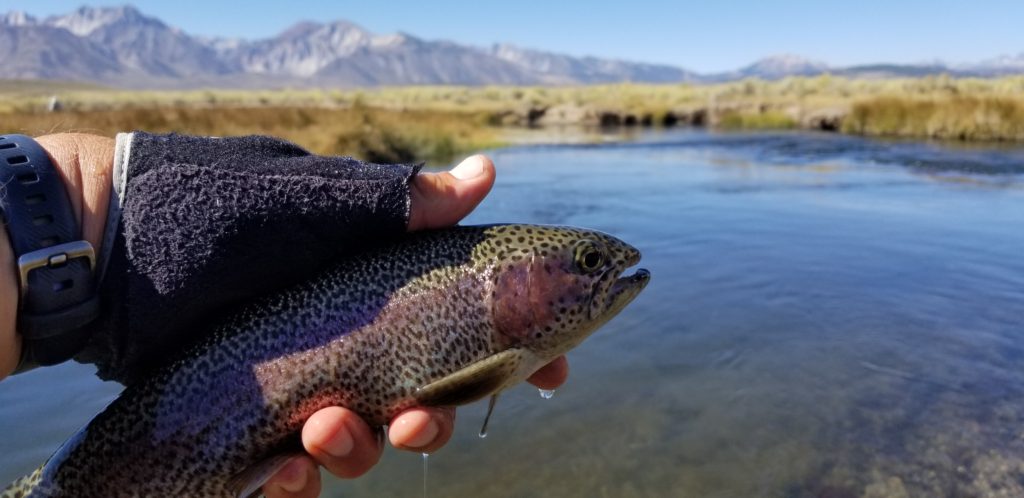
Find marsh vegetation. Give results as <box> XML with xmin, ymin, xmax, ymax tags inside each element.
<box><xmin>3</xmin><ymin>75</ymin><xmax>1024</xmax><ymax>162</ymax></box>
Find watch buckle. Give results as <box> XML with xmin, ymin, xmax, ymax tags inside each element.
<box><xmin>17</xmin><ymin>240</ymin><xmax>96</xmax><ymax>301</ymax></box>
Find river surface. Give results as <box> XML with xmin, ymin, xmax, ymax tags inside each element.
<box><xmin>2</xmin><ymin>130</ymin><xmax>1023</xmax><ymax>497</ymax></box>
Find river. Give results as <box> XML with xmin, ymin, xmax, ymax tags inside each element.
<box><xmin>2</xmin><ymin>130</ymin><xmax>1023</xmax><ymax>497</ymax></box>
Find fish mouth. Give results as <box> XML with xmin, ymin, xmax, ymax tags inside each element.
<box><xmin>605</xmin><ymin>251</ymin><xmax>651</xmax><ymax>316</ymax></box>
<box><xmin>614</xmin><ymin>267</ymin><xmax>651</xmax><ymax>292</ymax></box>
<box><xmin>610</xmin><ymin>267</ymin><xmax>651</xmax><ymax>306</ymax></box>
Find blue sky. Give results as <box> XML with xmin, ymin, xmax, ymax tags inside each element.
<box><xmin>9</xmin><ymin>0</ymin><xmax>1024</xmax><ymax>72</ymax></box>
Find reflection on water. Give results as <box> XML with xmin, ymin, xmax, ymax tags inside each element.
<box><xmin>1</xmin><ymin>130</ymin><xmax>1023</xmax><ymax>497</ymax></box>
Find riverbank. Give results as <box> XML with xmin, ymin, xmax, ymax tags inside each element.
<box><xmin>3</xmin><ymin>76</ymin><xmax>1024</xmax><ymax>162</ymax></box>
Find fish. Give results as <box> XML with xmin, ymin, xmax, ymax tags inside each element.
<box><xmin>2</xmin><ymin>224</ymin><xmax>650</xmax><ymax>498</ymax></box>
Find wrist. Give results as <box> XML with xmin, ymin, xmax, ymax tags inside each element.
<box><xmin>34</xmin><ymin>134</ymin><xmax>116</xmax><ymax>252</ymax></box>
<box><xmin>0</xmin><ymin>227</ymin><xmax>20</xmax><ymax>378</ymax></box>
<box><xmin>0</xmin><ymin>133</ymin><xmax>115</xmax><ymax>379</ymax></box>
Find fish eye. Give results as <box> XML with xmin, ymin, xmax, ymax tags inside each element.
<box><xmin>574</xmin><ymin>240</ymin><xmax>606</xmax><ymax>273</ymax></box>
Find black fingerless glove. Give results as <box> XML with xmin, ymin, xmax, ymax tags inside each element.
<box><xmin>78</xmin><ymin>132</ymin><xmax>421</xmax><ymax>384</ymax></box>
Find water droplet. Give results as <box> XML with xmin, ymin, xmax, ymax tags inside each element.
<box><xmin>479</xmin><ymin>394</ymin><xmax>498</xmax><ymax>438</ymax></box>
<box><xmin>422</xmin><ymin>453</ymin><xmax>428</xmax><ymax>498</ymax></box>
<box><xmin>538</xmin><ymin>389</ymin><xmax>555</xmax><ymax>399</ymax></box>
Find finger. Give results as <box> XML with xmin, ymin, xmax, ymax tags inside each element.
<box><xmin>408</xmin><ymin>155</ymin><xmax>495</xmax><ymax>231</ymax></box>
<box><xmin>388</xmin><ymin>406</ymin><xmax>455</xmax><ymax>454</ymax></box>
<box><xmin>527</xmin><ymin>356</ymin><xmax>569</xmax><ymax>390</ymax></box>
<box><xmin>263</xmin><ymin>456</ymin><xmax>321</xmax><ymax>498</ymax></box>
<box><xmin>301</xmin><ymin>406</ymin><xmax>383</xmax><ymax>479</ymax></box>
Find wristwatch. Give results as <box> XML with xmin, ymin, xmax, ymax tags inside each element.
<box><xmin>0</xmin><ymin>134</ymin><xmax>100</xmax><ymax>373</ymax></box>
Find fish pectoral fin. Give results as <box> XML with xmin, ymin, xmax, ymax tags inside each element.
<box><xmin>228</xmin><ymin>452</ymin><xmax>303</xmax><ymax>498</ymax></box>
<box><xmin>414</xmin><ymin>348</ymin><xmax>529</xmax><ymax>407</ymax></box>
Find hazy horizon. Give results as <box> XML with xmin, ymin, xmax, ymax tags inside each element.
<box><xmin>11</xmin><ymin>0</ymin><xmax>1024</xmax><ymax>73</ymax></box>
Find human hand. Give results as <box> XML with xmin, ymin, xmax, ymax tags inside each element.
<box><xmin>0</xmin><ymin>138</ymin><xmax>570</xmax><ymax>495</ymax></box>
<box><xmin>261</xmin><ymin>155</ymin><xmax>570</xmax><ymax>497</ymax></box>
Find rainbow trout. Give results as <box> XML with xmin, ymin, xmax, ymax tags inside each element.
<box><xmin>3</xmin><ymin>224</ymin><xmax>649</xmax><ymax>497</ymax></box>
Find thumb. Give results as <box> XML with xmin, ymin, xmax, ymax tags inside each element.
<box><xmin>407</xmin><ymin>155</ymin><xmax>495</xmax><ymax>231</ymax></box>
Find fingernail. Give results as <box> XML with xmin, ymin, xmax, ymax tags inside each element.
<box><xmin>278</xmin><ymin>460</ymin><xmax>308</xmax><ymax>493</ymax></box>
<box><xmin>450</xmin><ymin>156</ymin><xmax>484</xmax><ymax>180</ymax></box>
<box><xmin>405</xmin><ymin>416</ymin><xmax>440</xmax><ymax>449</ymax></box>
<box><xmin>324</xmin><ymin>423</ymin><xmax>355</xmax><ymax>458</ymax></box>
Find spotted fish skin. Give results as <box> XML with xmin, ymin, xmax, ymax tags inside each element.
<box><xmin>3</xmin><ymin>224</ymin><xmax>649</xmax><ymax>498</ymax></box>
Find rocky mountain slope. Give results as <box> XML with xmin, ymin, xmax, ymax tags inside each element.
<box><xmin>0</xmin><ymin>6</ymin><xmax>693</xmax><ymax>87</ymax></box>
<box><xmin>1</xmin><ymin>6</ymin><xmax>1022</xmax><ymax>88</ymax></box>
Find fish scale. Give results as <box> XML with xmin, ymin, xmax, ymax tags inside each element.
<box><xmin>3</xmin><ymin>224</ymin><xmax>649</xmax><ymax>498</ymax></box>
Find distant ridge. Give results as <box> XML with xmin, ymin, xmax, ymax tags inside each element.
<box><xmin>1</xmin><ymin>5</ymin><xmax>1023</xmax><ymax>88</ymax></box>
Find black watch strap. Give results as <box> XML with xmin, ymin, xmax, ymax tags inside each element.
<box><xmin>0</xmin><ymin>134</ymin><xmax>100</xmax><ymax>373</ymax></box>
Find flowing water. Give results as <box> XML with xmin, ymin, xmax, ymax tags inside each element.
<box><xmin>1</xmin><ymin>130</ymin><xmax>1023</xmax><ymax>497</ymax></box>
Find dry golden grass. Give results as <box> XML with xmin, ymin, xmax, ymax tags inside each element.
<box><xmin>2</xmin><ymin>103</ymin><xmax>502</xmax><ymax>164</ymax></box>
<box><xmin>717</xmin><ymin>110</ymin><xmax>798</xmax><ymax>130</ymax></box>
<box><xmin>4</xmin><ymin>75</ymin><xmax>1024</xmax><ymax>151</ymax></box>
<box><xmin>9</xmin><ymin>75</ymin><xmax>1023</xmax><ymax>114</ymax></box>
<box><xmin>844</xmin><ymin>95</ymin><xmax>1024</xmax><ymax>141</ymax></box>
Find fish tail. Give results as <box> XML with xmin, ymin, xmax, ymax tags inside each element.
<box><xmin>1</xmin><ymin>466</ymin><xmax>45</xmax><ymax>498</ymax></box>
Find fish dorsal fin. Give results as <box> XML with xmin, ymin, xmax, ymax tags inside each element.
<box><xmin>415</xmin><ymin>348</ymin><xmax>528</xmax><ymax>407</ymax></box>
<box><xmin>227</xmin><ymin>452</ymin><xmax>302</xmax><ymax>498</ymax></box>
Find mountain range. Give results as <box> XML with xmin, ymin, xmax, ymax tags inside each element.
<box><xmin>2</xmin><ymin>6</ymin><xmax>1023</xmax><ymax>89</ymax></box>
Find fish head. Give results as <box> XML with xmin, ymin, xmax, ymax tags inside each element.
<box><xmin>486</xmin><ymin>225</ymin><xmax>650</xmax><ymax>361</ymax></box>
